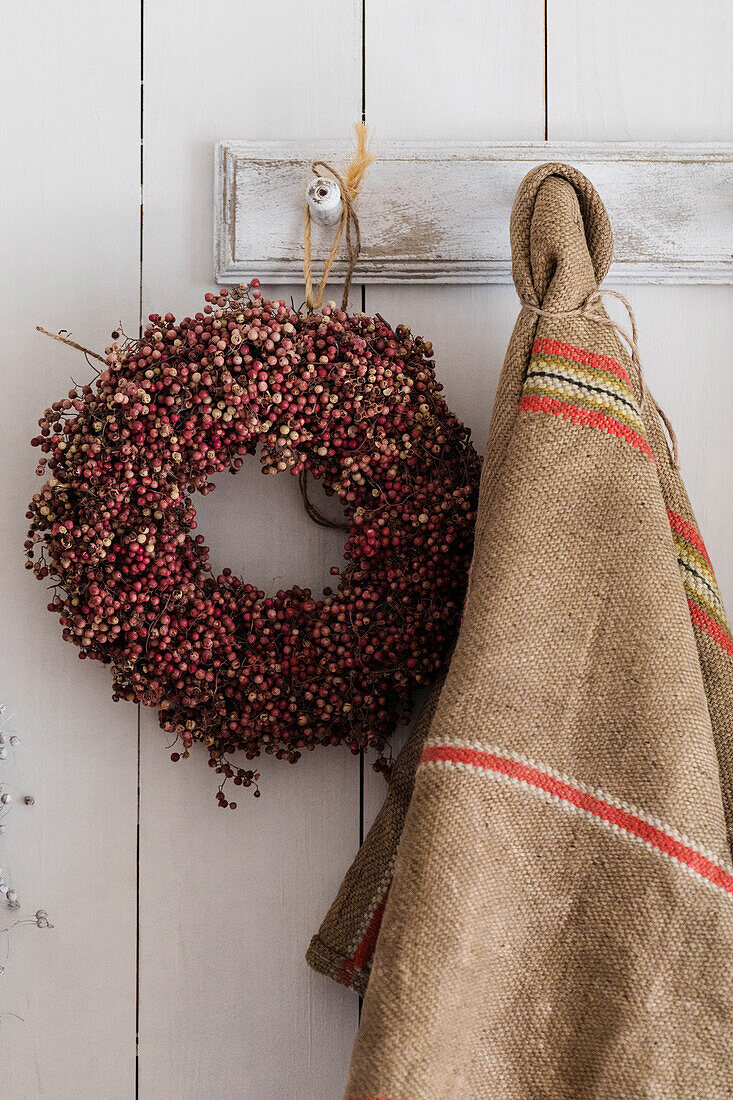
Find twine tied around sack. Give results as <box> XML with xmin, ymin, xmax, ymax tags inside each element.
<box><xmin>521</xmin><ymin>288</ymin><xmax>680</xmax><ymax>470</ymax></box>
<box><xmin>303</xmin><ymin>122</ymin><xmax>375</xmax><ymax>312</ymax></box>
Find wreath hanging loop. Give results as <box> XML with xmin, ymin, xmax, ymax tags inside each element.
<box><xmin>298</xmin><ymin>469</ymin><xmax>349</xmax><ymax>532</ymax></box>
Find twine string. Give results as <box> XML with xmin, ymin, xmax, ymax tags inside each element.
<box><xmin>521</xmin><ymin>288</ymin><xmax>680</xmax><ymax>469</ymax></box>
<box><xmin>300</xmin><ymin>124</ymin><xmax>374</xmax><ymax>527</ymax></box>
<box><xmin>303</xmin><ymin>163</ymin><xmax>359</xmax><ymax>312</ymax></box>
<box><xmin>303</xmin><ymin>122</ymin><xmax>374</xmax><ymax>313</ymax></box>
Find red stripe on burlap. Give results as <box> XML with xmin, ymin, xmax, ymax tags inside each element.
<box><xmin>337</xmin><ymin>890</ymin><xmax>389</xmax><ymax>987</ymax></box>
<box><xmin>667</xmin><ymin>508</ymin><xmax>713</xmax><ymax>566</ymax></box>
<box><xmin>666</xmin><ymin>510</ymin><xmax>732</xmax><ymax>656</ymax></box>
<box><xmin>688</xmin><ymin>598</ymin><xmax>733</xmax><ymax>658</ymax></box>
<box><xmin>532</xmin><ymin>338</ymin><xmax>632</xmax><ymax>384</ymax></box>
<box><xmin>420</xmin><ymin>746</ymin><xmax>733</xmax><ymax>897</ymax></box>
<box><xmin>518</xmin><ymin>394</ymin><xmax>653</xmax><ymax>460</ymax></box>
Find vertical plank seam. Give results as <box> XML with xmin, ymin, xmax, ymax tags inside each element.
<box><xmin>361</xmin><ymin>0</ymin><xmax>366</xmax><ymax>128</ymax></box>
<box><xmin>135</xmin><ymin>705</ymin><xmax>141</xmax><ymax>1095</ymax></box>
<box><xmin>136</xmin><ymin>0</ymin><xmax>144</xmax><ymax>1094</ymax></box>
<box><xmin>358</xmin><ymin>0</ymin><xmax>367</xmax><ymax>1023</ymax></box>
<box><xmin>139</xmin><ymin>0</ymin><xmax>145</xmax><ymax>332</ymax></box>
<box><xmin>359</xmin><ymin>0</ymin><xmax>367</xmax><ymax>857</ymax></box>
<box><xmin>544</xmin><ymin>0</ymin><xmax>549</xmax><ymax>140</ymax></box>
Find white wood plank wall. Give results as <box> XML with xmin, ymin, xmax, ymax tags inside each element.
<box><xmin>1</xmin><ymin>1</ymin><xmax>731</xmax><ymax>1096</ymax></box>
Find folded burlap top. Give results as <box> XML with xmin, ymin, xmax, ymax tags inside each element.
<box><xmin>307</xmin><ymin>163</ymin><xmax>733</xmax><ymax>1100</ymax></box>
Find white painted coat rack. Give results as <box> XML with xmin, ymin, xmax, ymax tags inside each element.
<box><xmin>215</xmin><ymin>141</ymin><xmax>733</xmax><ymax>286</ymax></box>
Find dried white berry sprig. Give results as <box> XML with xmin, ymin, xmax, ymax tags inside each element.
<box><xmin>0</xmin><ymin>912</ymin><xmax>54</xmax><ymax>935</ymax></box>
<box><xmin>0</xmin><ymin>704</ymin><xmax>51</xmax><ymax>934</ymax></box>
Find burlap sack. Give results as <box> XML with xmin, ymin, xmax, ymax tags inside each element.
<box><xmin>307</xmin><ymin>163</ymin><xmax>733</xmax><ymax>1099</ymax></box>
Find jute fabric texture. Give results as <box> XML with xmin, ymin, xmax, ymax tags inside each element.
<box><xmin>306</xmin><ymin>164</ymin><xmax>733</xmax><ymax>1099</ymax></box>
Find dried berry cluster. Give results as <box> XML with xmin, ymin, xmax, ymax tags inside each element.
<box><xmin>25</xmin><ymin>283</ymin><xmax>480</xmax><ymax>803</ymax></box>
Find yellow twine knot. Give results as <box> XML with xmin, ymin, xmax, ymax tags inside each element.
<box><xmin>303</xmin><ymin>122</ymin><xmax>375</xmax><ymax>312</ymax></box>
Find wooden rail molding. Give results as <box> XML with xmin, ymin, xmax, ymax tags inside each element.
<box><xmin>215</xmin><ymin>141</ymin><xmax>733</xmax><ymax>286</ymax></box>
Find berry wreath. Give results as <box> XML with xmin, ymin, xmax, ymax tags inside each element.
<box><xmin>26</xmin><ymin>282</ymin><xmax>480</xmax><ymax>804</ymax></box>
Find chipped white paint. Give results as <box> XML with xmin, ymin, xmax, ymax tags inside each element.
<box><xmin>216</xmin><ymin>141</ymin><xmax>733</xmax><ymax>286</ymax></box>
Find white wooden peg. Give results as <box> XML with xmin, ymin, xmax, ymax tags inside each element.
<box><xmin>306</xmin><ymin>176</ymin><xmax>342</xmax><ymax>227</ymax></box>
